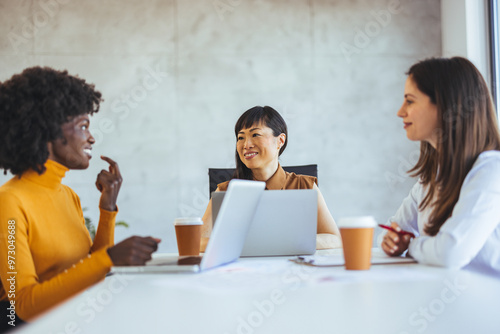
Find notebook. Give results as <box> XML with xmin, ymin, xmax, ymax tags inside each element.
<box><xmin>111</xmin><ymin>179</ymin><xmax>265</xmax><ymax>274</ymax></box>
<box><xmin>211</xmin><ymin>189</ymin><xmax>317</xmax><ymax>257</ymax></box>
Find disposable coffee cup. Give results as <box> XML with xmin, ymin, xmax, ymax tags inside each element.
<box><xmin>338</xmin><ymin>216</ymin><xmax>376</xmax><ymax>270</ymax></box>
<box><xmin>174</xmin><ymin>217</ymin><xmax>203</xmax><ymax>256</ymax></box>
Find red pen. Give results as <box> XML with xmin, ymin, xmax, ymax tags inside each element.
<box><xmin>378</xmin><ymin>224</ymin><xmax>415</xmax><ymax>238</ymax></box>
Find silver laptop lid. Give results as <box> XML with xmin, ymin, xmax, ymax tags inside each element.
<box><xmin>211</xmin><ymin>189</ymin><xmax>317</xmax><ymax>257</ymax></box>
<box><xmin>201</xmin><ymin>179</ymin><xmax>265</xmax><ymax>270</ymax></box>
<box><xmin>111</xmin><ymin>179</ymin><xmax>264</xmax><ymax>274</ymax></box>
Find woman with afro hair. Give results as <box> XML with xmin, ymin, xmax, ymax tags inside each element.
<box><xmin>0</xmin><ymin>67</ymin><xmax>160</xmax><ymax>327</ymax></box>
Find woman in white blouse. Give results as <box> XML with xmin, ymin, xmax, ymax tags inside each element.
<box><xmin>381</xmin><ymin>57</ymin><xmax>500</xmax><ymax>276</ymax></box>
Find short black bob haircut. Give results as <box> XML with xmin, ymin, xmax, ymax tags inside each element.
<box><xmin>0</xmin><ymin>66</ymin><xmax>102</xmax><ymax>176</ymax></box>
<box><xmin>233</xmin><ymin>106</ymin><xmax>288</xmax><ymax>180</ymax></box>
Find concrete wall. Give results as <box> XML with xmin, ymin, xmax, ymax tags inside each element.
<box><xmin>0</xmin><ymin>0</ymin><xmax>441</xmax><ymax>252</ymax></box>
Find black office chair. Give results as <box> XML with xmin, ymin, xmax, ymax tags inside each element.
<box><xmin>208</xmin><ymin>164</ymin><xmax>318</xmax><ymax>197</ymax></box>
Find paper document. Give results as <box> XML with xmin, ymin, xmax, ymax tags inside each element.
<box><xmin>290</xmin><ymin>249</ymin><xmax>416</xmax><ymax>267</ymax></box>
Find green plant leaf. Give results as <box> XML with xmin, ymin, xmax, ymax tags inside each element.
<box><xmin>116</xmin><ymin>221</ymin><xmax>129</xmax><ymax>228</ymax></box>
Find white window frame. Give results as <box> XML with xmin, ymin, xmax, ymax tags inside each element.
<box><xmin>441</xmin><ymin>0</ymin><xmax>497</xmax><ymax>119</ymax></box>
<box><xmin>489</xmin><ymin>0</ymin><xmax>500</xmax><ymax>117</ymax></box>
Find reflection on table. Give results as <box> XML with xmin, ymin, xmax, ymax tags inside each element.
<box><xmin>15</xmin><ymin>249</ymin><xmax>500</xmax><ymax>334</ymax></box>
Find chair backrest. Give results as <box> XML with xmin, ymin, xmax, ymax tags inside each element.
<box><xmin>208</xmin><ymin>164</ymin><xmax>318</xmax><ymax>197</ymax></box>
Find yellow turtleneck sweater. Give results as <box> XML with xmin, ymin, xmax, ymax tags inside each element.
<box><xmin>0</xmin><ymin>160</ymin><xmax>115</xmax><ymax>321</ymax></box>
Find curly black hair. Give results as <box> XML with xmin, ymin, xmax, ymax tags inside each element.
<box><xmin>0</xmin><ymin>66</ymin><xmax>102</xmax><ymax>176</ymax></box>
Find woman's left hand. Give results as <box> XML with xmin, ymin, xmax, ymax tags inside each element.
<box><xmin>95</xmin><ymin>156</ymin><xmax>122</xmax><ymax>211</ymax></box>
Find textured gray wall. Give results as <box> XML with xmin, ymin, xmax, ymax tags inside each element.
<box><xmin>0</xmin><ymin>0</ymin><xmax>441</xmax><ymax>252</ymax></box>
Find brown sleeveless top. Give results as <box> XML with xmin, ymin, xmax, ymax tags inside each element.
<box><xmin>216</xmin><ymin>164</ymin><xmax>317</xmax><ymax>191</ymax></box>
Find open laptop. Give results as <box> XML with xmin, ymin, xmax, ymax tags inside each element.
<box><xmin>111</xmin><ymin>179</ymin><xmax>265</xmax><ymax>274</ymax></box>
<box><xmin>212</xmin><ymin>189</ymin><xmax>317</xmax><ymax>257</ymax></box>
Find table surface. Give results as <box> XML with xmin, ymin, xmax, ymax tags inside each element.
<box><xmin>12</xmin><ymin>249</ymin><xmax>500</xmax><ymax>334</ymax></box>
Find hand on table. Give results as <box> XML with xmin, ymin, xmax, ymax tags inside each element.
<box><xmin>107</xmin><ymin>236</ymin><xmax>161</xmax><ymax>266</ymax></box>
<box><xmin>381</xmin><ymin>222</ymin><xmax>412</xmax><ymax>257</ymax></box>
<box><xmin>96</xmin><ymin>156</ymin><xmax>122</xmax><ymax>211</ymax></box>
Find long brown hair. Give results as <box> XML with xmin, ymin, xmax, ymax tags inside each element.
<box><xmin>407</xmin><ymin>57</ymin><xmax>500</xmax><ymax>235</ymax></box>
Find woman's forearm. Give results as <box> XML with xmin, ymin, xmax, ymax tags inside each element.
<box><xmin>316</xmin><ymin>233</ymin><xmax>342</xmax><ymax>249</ymax></box>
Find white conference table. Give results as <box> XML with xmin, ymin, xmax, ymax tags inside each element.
<box><xmin>13</xmin><ymin>249</ymin><xmax>500</xmax><ymax>334</ymax></box>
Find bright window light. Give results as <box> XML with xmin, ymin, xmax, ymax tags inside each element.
<box><xmin>490</xmin><ymin>0</ymin><xmax>500</xmax><ymax>117</ymax></box>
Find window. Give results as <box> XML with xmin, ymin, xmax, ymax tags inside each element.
<box><xmin>489</xmin><ymin>0</ymin><xmax>500</xmax><ymax>116</ymax></box>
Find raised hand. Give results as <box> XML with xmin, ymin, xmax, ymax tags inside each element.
<box><xmin>107</xmin><ymin>236</ymin><xmax>161</xmax><ymax>266</ymax></box>
<box><xmin>96</xmin><ymin>156</ymin><xmax>122</xmax><ymax>211</ymax></box>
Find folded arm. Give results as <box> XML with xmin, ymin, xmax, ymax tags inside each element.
<box><xmin>0</xmin><ymin>194</ymin><xmax>114</xmax><ymax>321</ymax></box>
<box><xmin>200</xmin><ymin>196</ymin><xmax>215</xmax><ymax>253</ymax></box>
<box><xmin>408</xmin><ymin>158</ymin><xmax>500</xmax><ymax>268</ymax></box>
<box><xmin>315</xmin><ymin>184</ymin><xmax>342</xmax><ymax>249</ymax></box>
